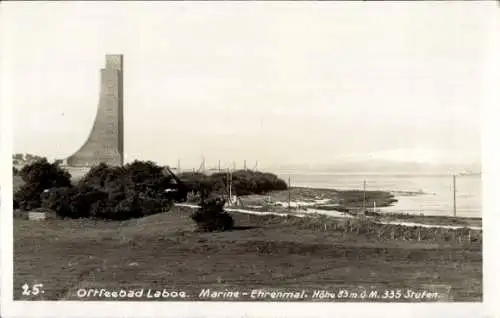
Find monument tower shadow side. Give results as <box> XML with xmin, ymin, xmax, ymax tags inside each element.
<box><xmin>66</xmin><ymin>54</ymin><xmax>124</xmax><ymax>167</ymax></box>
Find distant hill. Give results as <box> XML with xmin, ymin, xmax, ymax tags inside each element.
<box><xmin>264</xmin><ymin>161</ymin><xmax>481</xmax><ymax>175</ymax></box>
<box><xmin>264</xmin><ymin>148</ymin><xmax>480</xmax><ymax>174</ymax></box>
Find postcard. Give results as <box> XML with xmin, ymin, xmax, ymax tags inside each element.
<box><xmin>1</xmin><ymin>1</ymin><xmax>498</xmax><ymax>318</ymax></box>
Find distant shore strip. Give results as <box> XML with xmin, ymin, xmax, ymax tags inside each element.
<box><xmin>175</xmin><ymin>203</ymin><xmax>482</xmax><ymax>231</ymax></box>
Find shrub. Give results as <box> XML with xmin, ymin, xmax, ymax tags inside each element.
<box><xmin>14</xmin><ymin>159</ymin><xmax>73</xmax><ymax>211</ymax></box>
<box><xmin>177</xmin><ymin>172</ymin><xmax>209</xmax><ymax>193</ymax></box>
<box><xmin>38</xmin><ymin>160</ymin><xmax>178</xmax><ymax>220</ymax></box>
<box><xmin>40</xmin><ymin>187</ymin><xmax>75</xmax><ymax>217</ymax></box>
<box><xmin>215</xmin><ymin>170</ymin><xmax>288</xmax><ymax>196</ymax></box>
<box><xmin>93</xmin><ymin>186</ymin><xmax>170</xmax><ymax>220</ymax></box>
<box><xmin>91</xmin><ymin>191</ymin><xmax>144</xmax><ymax>220</ymax></box>
<box><xmin>40</xmin><ymin>183</ymin><xmax>171</xmax><ymax>221</ymax></box>
<box><xmin>79</xmin><ymin>161</ymin><xmax>175</xmax><ymax>195</ymax></box>
<box><xmin>78</xmin><ymin>163</ymin><xmax>127</xmax><ymax>190</ymax></box>
<box><xmin>19</xmin><ymin>158</ymin><xmax>72</xmax><ymax>189</ymax></box>
<box><xmin>41</xmin><ymin>186</ymin><xmax>108</xmax><ymax>219</ymax></box>
<box><xmin>14</xmin><ymin>183</ymin><xmax>43</xmax><ymax>211</ymax></box>
<box><xmin>125</xmin><ymin>160</ymin><xmax>165</xmax><ymax>185</ymax></box>
<box><xmin>191</xmin><ymin>196</ymin><xmax>234</xmax><ymax>232</ymax></box>
<box><xmin>178</xmin><ymin>170</ymin><xmax>288</xmax><ymax>198</ymax></box>
<box><xmin>13</xmin><ymin>166</ymin><xmax>18</xmax><ymax>176</ymax></box>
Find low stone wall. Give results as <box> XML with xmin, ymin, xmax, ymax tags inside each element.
<box><xmin>28</xmin><ymin>212</ymin><xmax>46</xmax><ymax>221</ymax></box>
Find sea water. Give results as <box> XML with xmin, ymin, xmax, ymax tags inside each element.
<box><xmin>276</xmin><ymin>173</ymin><xmax>481</xmax><ymax>218</ymax></box>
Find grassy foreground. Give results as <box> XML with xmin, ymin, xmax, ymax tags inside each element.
<box><xmin>14</xmin><ymin>206</ymin><xmax>482</xmax><ymax>302</ymax></box>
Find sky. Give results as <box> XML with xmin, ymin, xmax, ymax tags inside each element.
<box><xmin>0</xmin><ymin>2</ymin><xmax>492</xmax><ymax>170</ymax></box>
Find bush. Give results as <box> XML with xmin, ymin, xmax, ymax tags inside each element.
<box><xmin>40</xmin><ymin>183</ymin><xmax>171</xmax><ymax>221</ymax></box>
<box><xmin>92</xmin><ymin>186</ymin><xmax>170</xmax><ymax>220</ymax></box>
<box><xmin>14</xmin><ymin>159</ymin><xmax>72</xmax><ymax>211</ymax></box>
<box><xmin>38</xmin><ymin>160</ymin><xmax>179</xmax><ymax>220</ymax></box>
<box><xmin>19</xmin><ymin>158</ymin><xmax>72</xmax><ymax>189</ymax></box>
<box><xmin>41</xmin><ymin>186</ymin><xmax>108</xmax><ymax>219</ymax></box>
<box><xmin>14</xmin><ymin>183</ymin><xmax>43</xmax><ymax>211</ymax></box>
<box><xmin>212</xmin><ymin>170</ymin><xmax>288</xmax><ymax>196</ymax></box>
<box><xmin>78</xmin><ymin>163</ymin><xmax>127</xmax><ymax>190</ymax></box>
<box><xmin>79</xmin><ymin>161</ymin><xmax>175</xmax><ymax>195</ymax></box>
<box><xmin>13</xmin><ymin>166</ymin><xmax>19</xmax><ymax>175</ymax></box>
<box><xmin>89</xmin><ymin>192</ymin><xmax>145</xmax><ymax>221</ymax></box>
<box><xmin>177</xmin><ymin>172</ymin><xmax>209</xmax><ymax>193</ymax></box>
<box><xmin>178</xmin><ymin>170</ymin><xmax>288</xmax><ymax>198</ymax></box>
<box><xmin>13</xmin><ymin>158</ymin><xmax>183</xmax><ymax>220</ymax></box>
<box><xmin>125</xmin><ymin>160</ymin><xmax>165</xmax><ymax>184</ymax></box>
<box><xmin>191</xmin><ymin>196</ymin><xmax>234</xmax><ymax>232</ymax></box>
<box><xmin>40</xmin><ymin>187</ymin><xmax>75</xmax><ymax>217</ymax></box>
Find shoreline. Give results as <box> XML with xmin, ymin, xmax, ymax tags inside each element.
<box><xmin>207</xmin><ymin>186</ymin><xmax>482</xmax><ymax>229</ymax></box>
<box><xmin>176</xmin><ymin>203</ymin><xmax>482</xmax><ymax>231</ymax></box>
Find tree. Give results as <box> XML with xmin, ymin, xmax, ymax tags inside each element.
<box><xmin>19</xmin><ymin>158</ymin><xmax>72</xmax><ymax>189</ymax></box>
<box><xmin>49</xmin><ymin>160</ymin><xmax>177</xmax><ymax>220</ymax></box>
<box><xmin>14</xmin><ymin>183</ymin><xmax>43</xmax><ymax>211</ymax></box>
<box><xmin>191</xmin><ymin>196</ymin><xmax>234</xmax><ymax>232</ymax></box>
<box><xmin>41</xmin><ymin>186</ymin><xmax>108</xmax><ymax>219</ymax></box>
<box><xmin>78</xmin><ymin>163</ymin><xmax>126</xmax><ymax>190</ymax></box>
<box><xmin>178</xmin><ymin>170</ymin><xmax>288</xmax><ymax>199</ymax></box>
<box><xmin>124</xmin><ymin>160</ymin><xmax>165</xmax><ymax>185</ymax></box>
<box><xmin>14</xmin><ymin>158</ymin><xmax>72</xmax><ymax>211</ymax></box>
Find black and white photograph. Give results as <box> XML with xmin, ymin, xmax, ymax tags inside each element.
<box><xmin>0</xmin><ymin>1</ymin><xmax>497</xmax><ymax>317</ymax></box>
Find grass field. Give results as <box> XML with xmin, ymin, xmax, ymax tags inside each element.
<box><xmin>14</xmin><ymin>206</ymin><xmax>482</xmax><ymax>302</ymax></box>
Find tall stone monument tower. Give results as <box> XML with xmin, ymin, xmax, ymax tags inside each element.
<box><xmin>66</xmin><ymin>54</ymin><xmax>124</xmax><ymax>166</ymax></box>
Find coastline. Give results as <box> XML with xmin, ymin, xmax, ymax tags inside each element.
<box><xmin>177</xmin><ymin>203</ymin><xmax>482</xmax><ymax>231</ymax></box>
<box><xmin>208</xmin><ymin>186</ymin><xmax>482</xmax><ymax>230</ymax></box>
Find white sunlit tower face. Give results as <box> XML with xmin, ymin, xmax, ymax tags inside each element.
<box><xmin>66</xmin><ymin>54</ymin><xmax>124</xmax><ymax>167</ymax></box>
